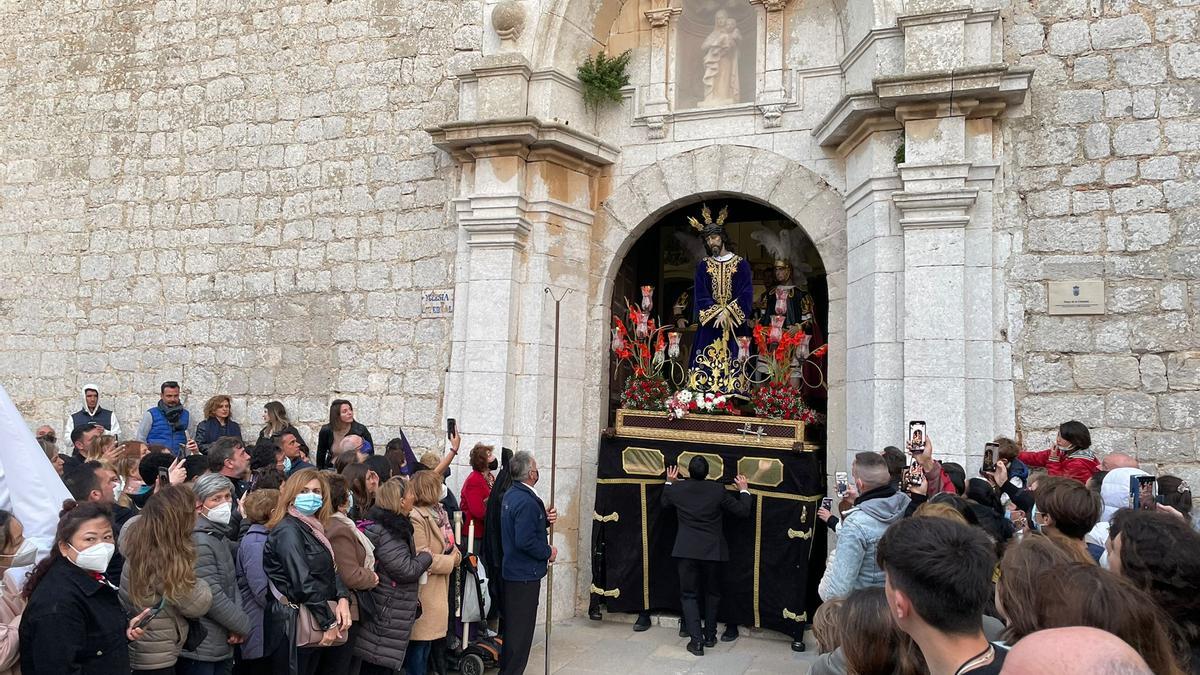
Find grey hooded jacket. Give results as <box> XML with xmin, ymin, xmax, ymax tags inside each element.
<box><xmin>817</xmin><ymin>487</ymin><xmax>910</xmax><ymax>601</ymax></box>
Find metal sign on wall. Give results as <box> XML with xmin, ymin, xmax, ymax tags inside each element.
<box><xmin>1048</xmin><ymin>280</ymin><xmax>1105</xmax><ymax>315</ymax></box>
<box><xmin>420</xmin><ymin>288</ymin><xmax>454</xmax><ymax>317</ymax></box>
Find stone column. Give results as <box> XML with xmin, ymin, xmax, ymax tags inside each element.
<box><xmin>643</xmin><ymin>5</ymin><xmax>680</xmax><ymax>138</ymax></box>
<box><xmin>430</xmin><ymin>115</ymin><xmax>617</xmax><ymax>620</ymax></box>
<box><xmin>751</xmin><ymin>0</ymin><xmax>791</xmax><ymax>127</ymax></box>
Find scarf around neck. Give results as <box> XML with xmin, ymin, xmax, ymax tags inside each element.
<box><xmin>289</xmin><ymin>506</ymin><xmax>334</xmax><ymax>558</ymax></box>
<box><xmin>157</xmin><ymin>400</ymin><xmax>187</xmax><ymax>430</ymax></box>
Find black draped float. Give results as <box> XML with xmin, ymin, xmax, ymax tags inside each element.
<box><xmin>589</xmin><ymin>410</ymin><xmax>827</xmax><ymax>638</ymax></box>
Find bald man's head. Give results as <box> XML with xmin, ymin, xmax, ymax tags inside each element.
<box><xmin>1102</xmin><ymin>452</ymin><xmax>1138</xmax><ymax>471</ymax></box>
<box><xmin>1002</xmin><ymin>627</ymin><xmax>1151</xmax><ymax>675</ymax></box>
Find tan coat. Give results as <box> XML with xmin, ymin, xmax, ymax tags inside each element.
<box><xmin>0</xmin><ymin>575</ymin><xmax>24</xmax><ymax>675</ymax></box>
<box><xmin>409</xmin><ymin>506</ymin><xmax>460</xmax><ymax>641</ymax></box>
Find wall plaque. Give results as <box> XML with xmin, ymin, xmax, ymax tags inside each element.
<box><xmin>1048</xmin><ymin>280</ymin><xmax>1105</xmax><ymax>315</ymax></box>
<box><xmin>420</xmin><ymin>288</ymin><xmax>454</xmax><ymax>317</ymax></box>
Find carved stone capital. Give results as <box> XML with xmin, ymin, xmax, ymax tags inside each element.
<box><xmin>644</xmin><ymin>7</ymin><xmax>680</xmax><ymax>28</ymax></box>
<box><xmin>645</xmin><ymin>115</ymin><xmax>669</xmax><ymax>139</ymax></box>
<box><xmin>758</xmin><ymin>102</ymin><xmax>785</xmax><ymax>127</ymax></box>
<box><xmin>750</xmin><ymin>0</ymin><xmax>791</xmax><ymax>12</ymax></box>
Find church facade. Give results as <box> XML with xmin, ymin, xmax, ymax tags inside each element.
<box><xmin>2</xmin><ymin>0</ymin><xmax>1199</xmax><ymax>618</ymax></box>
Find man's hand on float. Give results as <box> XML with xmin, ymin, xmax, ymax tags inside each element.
<box><xmin>666</xmin><ymin>465</ymin><xmax>680</xmax><ymax>482</ymax></box>
<box><xmin>734</xmin><ymin>474</ymin><xmax>749</xmax><ymax>492</ymax></box>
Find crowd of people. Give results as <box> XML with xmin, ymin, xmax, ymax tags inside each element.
<box><xmin>6</xmin><ymin>381</ymin><xmax>558</xmax><ymax>675</ymax></box>
<box><xmin>805</xmin><ymin>420</ymin><xmax>1200</xmax><ymax>675</ymax></box>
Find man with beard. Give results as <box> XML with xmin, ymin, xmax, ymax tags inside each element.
<box><xmin>686</xmin><ymin>204</ymin><xmax>754</xmax><ymax>397</ymax></box>
<box><xmin>135</xmin><ymin>380</ymin><xmax>196</xmax><ymax>457</ymax></box>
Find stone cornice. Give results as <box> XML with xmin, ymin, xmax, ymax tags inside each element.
<box><xmin>427</xmin><ymin>116</ymin><xmax>620</xmax><ymax>167</ymax></box>
<box><xmin>813</xmin><ymin>65</ymin><xmax>1033</xmax><ymax>148</ymax></box>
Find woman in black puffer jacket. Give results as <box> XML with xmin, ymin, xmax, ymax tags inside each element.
<box><xmin>354</xmin><ymin>478</ymin><xmax>433</xmax><ymax>675</ymax></box>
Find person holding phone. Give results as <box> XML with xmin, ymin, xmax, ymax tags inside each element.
<box><xmin>19</xmin><ymin>500</ymin><xmax>155</xmax><ymax>675</ymax></box>
<box><xmin>119</xmin><ymin>485</ymin><xmax>214</xmax><ymax>674</ymax></box>
<box><xmin>1018</xmin><ymin>421</ymin><xmax>1100</xmax><ymax>484</ymax></box>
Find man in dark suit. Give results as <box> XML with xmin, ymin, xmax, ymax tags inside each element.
<box><xmin>662</xmin><ymin>456</ymin><xmax>751</xmax><ymax>656</ymax></box>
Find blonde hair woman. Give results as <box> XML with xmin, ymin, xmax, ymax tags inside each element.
<box><xmin>119</xmin><ymin>485</ymin><xmax>213</xmax><ymax>674</ymax></box>
<box><xmin>263</xmin><ymin>469</ymin><xmax>352</xmax><ymax>674</ymax></box>
<box><xmin>195</xmin><ymin>395</ymin><xmax>242</xmax><ymax>455</ymax></box>
<box><xmin>406</xmin><ymin>471</ymin><xmax>462</xmax><ymax>675</ymax></box>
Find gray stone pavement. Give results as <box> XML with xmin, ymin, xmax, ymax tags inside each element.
<box><xmin>523</xmin><ymin>615</ymin><xmax>819</xmax><ymax>674</ymax></box>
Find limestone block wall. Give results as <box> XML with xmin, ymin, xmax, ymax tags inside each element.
<box><xmin>0</xmin><ymin>0</ymin><xmax>481</xmax><ymax>449</ymax></box>
<box><xmin>1005</xmin><ymin>1</ymin><xmax>1200</xmax><ymax>483</ymax></box>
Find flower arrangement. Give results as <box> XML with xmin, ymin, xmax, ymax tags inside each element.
<box><xmin>611</xmin><ymin>296</ymin><xmax>666</xmax><ymax>379</ymax></box>
<box><xmin>621</xmin><ymin>375</ymin><xmax>672</xmax><ymax>411</ymax></box>
<box><xmin>751</xmin><ymin>382</ymin><xmax>821</xmax><ymax>422</ymax></box>
<box><xmin>752</xmin><ymin>324</ymin><xmax>808</xmax><ymax>383</ymax></box>
<box><xmin>667</xmin><ymin>389</ymin><xmax>739</xmax><ymax>420</ymax></box>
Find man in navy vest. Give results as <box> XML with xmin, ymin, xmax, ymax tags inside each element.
<box><xmin>65</xmin><ymin>383</ymin><xmax>121</xmax><ymax>438</ymax></box>
<box><xmin>135</xmin><ymin>381</ymin><xmax>195</xmax><ymax>456</ymax></box>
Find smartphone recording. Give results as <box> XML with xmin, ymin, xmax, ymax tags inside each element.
<box><xmin>908</xmin><ymin>421</ymin><xmax>927</xmax><ymax>453</ymax></box>
<box><xmin>1130</xmin><ymin>475</ymin><xmax>1158</xmax><ymax>510</ymax></box>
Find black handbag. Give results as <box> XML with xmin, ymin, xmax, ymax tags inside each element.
<box><xmin>183</xmin><ymin>617</ymin><xmax>207</xmax><ymax>652</ymax></box>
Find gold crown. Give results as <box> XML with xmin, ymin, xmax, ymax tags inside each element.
<box><xmin>687</xmin><ymin>203</ymin><xmax>729</xmax><ymax>232</ymax></box>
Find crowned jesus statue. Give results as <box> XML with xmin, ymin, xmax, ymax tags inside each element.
<box><xmin>687</xmin><ymin>205</ymin><xmax>753</xmax><ymax>396</ymax></box>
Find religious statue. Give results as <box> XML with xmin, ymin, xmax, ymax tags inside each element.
<box><xmin>687</xmin><ymin>205</ymin><xmax>753</xmax><ymax>396</ymax></box>
<box><xmin>699</xmin><ymin>9</ymin><xmax>741</xmax><ymax>107</ymax></box>
<box><xmin>751</xmin><ymin>227</ymin><xmax>827</xmax><ymax>400</ymax></box>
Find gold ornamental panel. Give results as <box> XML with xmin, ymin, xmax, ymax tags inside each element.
<box><xmin>677</xmin><ymin>451</ymin><xmax>724</xmax><ymax>480</ymax></box>
<box><xmin>621</xmin><ymin>447</ymin><xmax>666</xmax><ymax>477</ymax></box>
<box><xmin>738</xmin><ymin>456</ymin><xmax>784</xmax><ymax>487</ymax></box>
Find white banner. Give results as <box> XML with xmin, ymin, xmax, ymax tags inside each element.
<box><xmin>0</xmin><ymin>384</ymin><xmax>71</xmax><ymax>556</ymax></box>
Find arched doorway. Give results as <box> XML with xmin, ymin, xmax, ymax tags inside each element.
<box><xmin>605</xmin><ymin>196</ymin><xmax>829</xmax><ymax>430</ymax></box>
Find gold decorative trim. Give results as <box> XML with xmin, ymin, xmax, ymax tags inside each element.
<box><xmin>677</xmin><ymin>451</ymin><xmax>725</xmax><ymax>480</ymax></box>
<box><xmin>621</xmin><ymin>446</ymin><xmax>665</xmax><ymax>476</ymax></box>
<box><xmin>640</xmin><ymin>483</ymin><xmax>650</xmax><ymax>608</ymax></box>
<box><xmin>753</xmin><ymin>493</ymin><xmax>762</xmax><ymax>627</ymax></box>
<box><xmin>596</xmin><ymin>478</ymin><xmax>662</xmax><ymax>485</ymax></box>
<box><xmin>747</xmin><ymin>489</ymin><xmax>823</xmax><ymax>502</ymax></box>
<box><xmin>614</xmin><ymin>409</ymin><xmax>812</xmax><ymax>451</ymax></box>
<box><xmin>591</xmin><ymin>585</ymin><xmax>620</xmax><ymax>598</ymax></box>
<box><xmin>787</xmin><ymin>528</ymin><xmax>813</xmax><ymax>540</ymax></box>
<box><xmin>782</xmin><ymin>608</ymin><xmax>807</xmax><ymax>623</ymax></box>
<box><xmin>593</xmin><ymin>511</ymin><xmax>619</xmax><ymax>523</ymax></box>
<box><xmin>738</xmin><ymin>456</ymin><xmax>784</xmax><ymax>487</ymax></box>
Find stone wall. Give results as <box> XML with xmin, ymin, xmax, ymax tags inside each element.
<box><xmin>1005</xmin><ymin>0</ymin><xmax>1200</xmax><ymax>484</ymax></box>
<box><xmin>0</xmin><ymin>0</ymin><xmax>481</xmax><ymax>448</ymax></box>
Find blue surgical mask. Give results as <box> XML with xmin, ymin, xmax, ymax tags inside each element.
<box><xmin>360</xmin><ymin>441</ymin><xmax>373</xmax><ymax>455</ymax></box>
<box><xmin>283</xmin><ymin>457</ymin><xmax>292</xmax><ymax>473</ymax></box>
<box><xmin>294</xmin><ymin>493</ymin><xmax>323</xmax><ymax>516</ymax></box>
<box><xmin>134</xmin><ymin>484</ymin><xmax>153</xmax><ymax>496</ymax></box>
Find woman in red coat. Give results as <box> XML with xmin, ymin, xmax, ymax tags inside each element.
<box><xmin>459</xmin><ymin>443</ymin><xmax>497</xmax><ymax>558</ymax></box>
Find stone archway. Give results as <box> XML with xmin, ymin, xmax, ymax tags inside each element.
<box><xmin>574</xmin><ymin>143</ymin><xmax>848</xmax><ymax>608</ymax></box>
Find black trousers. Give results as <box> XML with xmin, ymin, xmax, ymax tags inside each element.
<box><xmin>677</xmin><ymin>558</ymin><xmax>721</xmax><ymax>642</ymax></box>
<box><xmin>499</xmin><ymin>580</ymin><xmax>541</xmax><ymax>675</ymax></box>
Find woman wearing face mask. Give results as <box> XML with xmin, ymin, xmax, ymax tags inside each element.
<box><xmin>407</xmin><ymin>470</ymin><xmax>462</xmax><ymax>675</ymax></box>
<box><xmin>115</xmin><ymin>456</ymin><xmax>151</xmax><ymax>510</ymax></box>
<box><xmin>340</xmin><ymin>464</ymin><xmax>372</xmax><ymax>520</ymax></box>
<box><xmin>178</xmin><ymin>474</ymin><xmax>251</xmax><ymax>675</ymax></box>
<box><xmin>355</xmin><ymin>478</ymin><xmax>434</xmax><ymax>675</ymax></box>
<box><xmin>19</xmin><ymin>500</ymin><xmax>154</xmax><ymax>675</ymax></box>
<box><xmin>460</xmin><ymin>443</ymin><xmax>498</xmax><ymax>560</ymax></box>
<box><xmin>319</xmin><ymin>475</ymin><xmax>378</xmax><ymax>673</ymax></box>
<box><xmin>0</xmin><ymin>511</ymin><xmax>36</xmax><ymax>675</ymax></box>
<box><xmin>119</xmin><ymin>485</ymin><xmax>214</xmax><ymax>675</ymax></box>
<box><xmin>263</xmin><ymin>469</ymin><xmax>352</xmax><ymax>675</ymax></box>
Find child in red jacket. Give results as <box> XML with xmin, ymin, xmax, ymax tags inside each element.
<box><xmin>1018</xmin><ymin>420</ymin><xmax>1100</xmax><ymax>484</ymax></box>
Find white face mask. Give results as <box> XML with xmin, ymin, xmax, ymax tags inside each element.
<box><xmin>205</xmin><ymin>502</ymin><xmax>233</xmax><ymax>525</ymax></box>
<box><xmin>0</xmin><ymin>539</ymin><xmax>38</xmax><ymax>568</ymax></box>
<box><xmin>68</xmin><ymin>542</ymin><xmax>115</xmax><ymax>573</ymax></box>
<box><xmin>347</xmin><ymin>492</ymin><xmax>355</xmax><ymax>512</ymax></box>
<box><xmin>112</xmin><ymin>478</ymin><xmax>125</xmax><ymax>503</ymax></box>
<box><xmin>440</xmin><ymin>484</ymin><xmax>449</xmax><ymax>501</ymax></box>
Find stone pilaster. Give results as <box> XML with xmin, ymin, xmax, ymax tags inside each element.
<box><xmin>642</xmin><ymin>4</ymin><xmax>681</xmax><ymax>138</ymax></box>
<box><xmin>751</xmin><ymin>0</ymin><xmax>792</xmax><ymax>127</ymax></box>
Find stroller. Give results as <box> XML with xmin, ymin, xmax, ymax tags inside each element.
<box><xmin>448</xmin><ymin>517</ymin><xmax>503</xmax><ymax>675</ymax></box>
